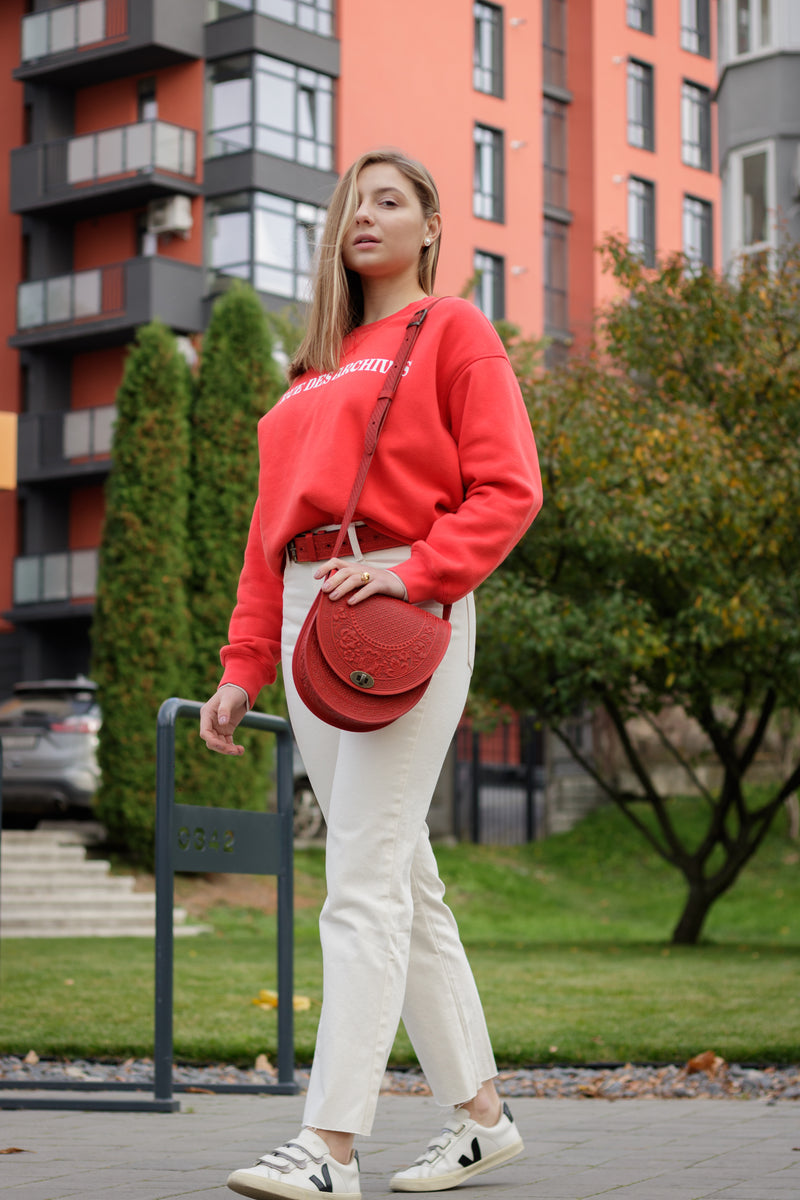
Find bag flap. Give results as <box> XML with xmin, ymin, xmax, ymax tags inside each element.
<box><xmin>315</xmin><ymin>593</ymin><xmax>451</xmax><ymax>696</ymax></box>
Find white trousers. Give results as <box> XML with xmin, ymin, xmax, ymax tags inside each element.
<box><xmin>281</xmin><ymin>546</ymin><xmax>497</xmax><ymax>1136</ymax></box>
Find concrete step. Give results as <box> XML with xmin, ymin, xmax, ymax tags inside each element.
<box><xmin>0</xmin><ymin>825</ymin><xmax>208</xmax><ymax>939</ymax></box>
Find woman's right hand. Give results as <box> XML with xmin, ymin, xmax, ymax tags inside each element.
<box><xmin>199</xmin><ymin>687</ymin><xmax>249</xmax><ymax>756</ymax></box>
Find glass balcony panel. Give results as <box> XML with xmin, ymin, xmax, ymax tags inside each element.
<box><xmin>259</xmin><ymin>0</ymin><xmax>295</xmax><ymax>21</ymax></box>
<box><xmin>14</xmin><ymin>558</ymin><xmax>40</xmax><ymax>605</ymax></box>
<box><xmin>73</xmin><ymin>270</ymin><xmax>102</xmax><ymax>319</ymax></box>
<box><xmin>63</xmin><ymin>411</ymin><xmax>91</xmax><ymax>459</ymax></box>
<box><xmin>253</xmin><ymin>264</ymin><xmax>294</xmax><ymax>297</ymax></box>
<box><xmin>18</xmin><ymin>282</ymin><xmax>45</xmax><ymax>329</ymax></box>
<box><xmin>21</xmin><ymin>13</ymin><xmax>49</xmax><ymax>62</ymax></box>
<box><xmin>67</xmin><ymin>134</ymin><xmax>96</xmax><ymax>184</ymax></box>
<box><xmin>77</xmin><ymin>0</ymin><xmax>106</xmax><ymax>46</ymax></box>
<box><xmin>71</xmin><ymin>550</ymin><xmax>98</xmax><ymax>597</ymax></box>
<box><xmin>96</xmin><ymin>128</ymin><xmax>124</xmax><ymax>176</ymax></box>
<box><xmin>123</xmin><ymin>122</ymin><xmax>151</xmax><ymax>171</ymax></box>
<box><xmin>50</xmin><ymin>7</ymin><xmax>78</xmax><ymax>55</ymax></box>
<box><xmin>47</xmin><ymin>276</ymin><xmax>73</xmax><ymax>324</ymax></box>
<box><xmin>93</xmin><ymin>405</ymin><xmax>116</xmax><ymax>453</ymax></box>
<box><xmin>155</xmin><ymin>122</ymin><xmax>181</xmax><ymax>171</ymax></box>
<box><xmin>43</xmin><ymin>554</ymin><xmax>69</xmax><ymax>602</ymax></box>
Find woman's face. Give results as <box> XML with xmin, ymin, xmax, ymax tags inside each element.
<box><xmin>341</xmin><ymin>162</ymin><xmax>439</xmax><ymax>282</ymax></box>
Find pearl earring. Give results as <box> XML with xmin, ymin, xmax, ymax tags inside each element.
<box><xmin>424</xmin><ymin>238</ymin><xmax>431</xmax><ymax>246</ymax></box>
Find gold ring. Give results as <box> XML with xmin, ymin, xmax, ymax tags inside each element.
<box><xmin>360</xmin><ymin>571</ymin><xmax>370</xmax><ymax>584</ymax></box>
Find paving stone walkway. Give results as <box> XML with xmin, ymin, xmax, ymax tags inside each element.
<box><xmin>2</xmin><ymin>1092</ymin><xmax>798</xmax><ymax>1199</ymax></box>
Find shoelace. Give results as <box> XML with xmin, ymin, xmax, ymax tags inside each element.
<box><xmin>256</xmin><ymin>1140</ymin><xmax>326</xmax><ymax>1174</ymax></box>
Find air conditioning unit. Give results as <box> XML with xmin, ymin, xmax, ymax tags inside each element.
<box><xmin>146</xmin><ymin>195</ymin><xmax>193</xmax><ymax>237</ymax></box>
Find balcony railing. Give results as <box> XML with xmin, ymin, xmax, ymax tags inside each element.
<box><xmin>17</xmin><ymin>264</ymin><xmax>124</xmax><ymax>332</ymax></box>
<box><xmin>68</xmin><ymin>120</ymin><xmax>195</xmax><ymax>186</ymax></box>
<box><xmin>18</xmin><ymin>406</ymin><xmax>116</xmax><ymax>481</ymax></box>
<box><xmin>14</xmin><ymin>549</ymin><xmax>98</xmax><ymax>607</ymax></box>
<box><xmin>11</xmin><ymin>121</ymin><xmax>197</xmax><ymax>215</ymax></box>
<box><xmin>21</xmin><ymin>0</ymin><xmax>128</xmax><ymax>64</ymax></box>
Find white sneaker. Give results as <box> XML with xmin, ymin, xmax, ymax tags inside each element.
<box><xmin>390</xmin><ymin>1102</ymin><xmax>523</xmax><ymax>1192</ymax></box>
<box><xmin>226</xmin><ymin>1127</ymin><xmax>361</xmax><ymax>1200</ymax></box>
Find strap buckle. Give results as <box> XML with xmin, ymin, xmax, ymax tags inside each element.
<box><xmin>408</xmin><ymin>308</ymin><xmax>429</xmax><ymax>327</ymax></box>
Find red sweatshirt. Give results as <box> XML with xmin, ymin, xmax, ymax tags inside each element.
<box><xmin>219</xmin><ymin>296</ymin><xmax>542</xmax><ymax>705</ymax></box>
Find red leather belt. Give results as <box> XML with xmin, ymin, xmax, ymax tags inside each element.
<box><xmin>287</xmin><ymin>527</ymin><xmax>407</xmax><ymax>563</ymax></box>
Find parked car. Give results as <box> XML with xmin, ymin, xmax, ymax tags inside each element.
<box><xmin>0</xmin><ymin>677</ymin><xmax>101</xmax><ymax>824</ymax></box>
<box><xmin>0</xmin><ymin>676</ymin><xmax>324</xmax><ymax>839</ymax></box>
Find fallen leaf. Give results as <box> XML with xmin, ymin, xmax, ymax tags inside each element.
<box><xmin>251</xmin><ymin>989</ymin><xmax>311</xmax><ymax>1012</ymax></box>
<box><xmin>254</xmin><ymin>1054</ymin><xmax>272</xmax><ymax>1073</ymax></box>
<box><xmin>184</xmin><ymin>1086</ymin><xmax>214</xmax><ymax>1095</ymax></box>
<box><xmin>686</xmin><ymin>1050</ymin><xmax>726</xmax><ymax>1077</ymax></box>
<box><xmin>23</xmin><ymin>1050</ymin><xmax>39</xmax><ymax>1065</ymax></box>
<box><xmin>0</xmin><ymin>1148</ymin><xmax>31</xmax><ymax>1154</ymax></box>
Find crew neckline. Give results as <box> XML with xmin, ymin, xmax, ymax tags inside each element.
<box><xmin>347</xmin><ymin>296</ymin><xmax>435</xmax><ymax>338</ymax></box>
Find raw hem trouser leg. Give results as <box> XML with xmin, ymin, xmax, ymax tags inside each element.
<box><xmin>281</xmin><ymin>552</ymin><xmax>497</xmax><ymax>1137</ymax></box>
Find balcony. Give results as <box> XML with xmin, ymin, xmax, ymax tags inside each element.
<box><xmin>11</xmin><ymin>121</ymin><xmax>199</xmax><ymax>217</ymax></box>
<box><xmin>13</xmin><ymin>549</ymin><xmax>98</xmax><ymax>614</ymax></box>
<box><xmin>17</xmin><ymin>406</ymin><xmax>116</xmax><ymax>485</ymax></box>
<box><xmin>16</xmin><ymin>0</ymin><xmax>202</xmax><ymax>86</ymax></box>
<box><xmin>11</xmin><ymin>256</ymin><xmax>204</xmax><ymax>351</ymax></box>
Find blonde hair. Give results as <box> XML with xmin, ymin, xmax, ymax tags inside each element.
<box><xmin>288</xmin><ymin>150</ymin><xmax>441</xmax><ymax>382</ymax></box>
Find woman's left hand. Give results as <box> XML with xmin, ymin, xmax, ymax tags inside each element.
<box><xmin>315</xmin><ymin>559</ymin><xmax>407</xmax><ymax>604</ymax></box>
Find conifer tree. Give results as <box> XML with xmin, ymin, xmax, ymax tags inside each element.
<box><xmin>91</xmin><ymin>321</ymin><xmax>192</xmax><ymax>865</ymax></box>
<box><xmin>180</xmin><ymin>282</ymin><xmax>285</xmax><ymax>810</ymax></box>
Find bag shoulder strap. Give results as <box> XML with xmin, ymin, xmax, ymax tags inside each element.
<box><xmin>329</xmin><ymin>302</ymin><xmax>438</xmax><ymax>560</ymax></box>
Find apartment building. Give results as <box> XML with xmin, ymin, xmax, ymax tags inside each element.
<box><xmin>0</xmin><ymin>1</ymin><xmax>720</xmax><ymax>693</ymax></box>
<box><xmin>717</xmin><ymin>0</ymin><xmax>800</xmax><ymax>264</ymax></box>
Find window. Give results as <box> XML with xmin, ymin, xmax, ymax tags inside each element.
<box><xmin>628</xmin><ymin>176</ymin><xmax>655</xmax><ymax>267</ymax></box>
<box><xmin>205</xmin><ymin>191</ymin><xmax>325</xmax><ymax>301</ymax></box>
<box><xmin>474</xmin><ymin>2</ymin><xmax>503</xmax><ymax>97</ymax></box>
<box><xmin>681</xmin><ymin>0</ymin><xmax>710</xmax><ymax>55</ymax></box>
<box><xmin>736</xmin><ymin>0</ymin><xmax>771</xmax><ymax>55</ymax></box>
<box><xmin>682</xmin><ymin>81</ymin><xmax>712</xmax><ymax>170</ymax></box>
<box><xmin>544</xmin><ymin>218</ymin><xmax>568</xmax><ymax>333</ymax></box>
<box><xmin>206</xmin><ymin>54</ymin><xmax>334</xmax><ymax>170</ymax></box>
<box><xmin>207</xmin><ymin>0</ymin><xmax>334</xmax><ymax>36</ymax></box>
<box><xmin>741</xmin><ymin>148</ymin><xmax>770</xmax><ymax>250</ymax></box>
<box><xmin>473</xmin><ymin>251</ymin><xmax>505</xmax><ymax>321</ymax></box>
<box><xmin>473</xmin><ymin>125</ymin><xmax>504</xmax><ymax>222</ymax></box>
<box><xmin>543</xmin><ymin>98</ymin><xmax>568</xmax><ymax>209</ymax></box>
<box><xmin>628</xmin><ymin>60</ymin><xmax>654</xmax><ymax>151</ymax></box>
<box><xmin>542</xmin><ymin>0</ymin><xmax>567</xmax><ymax>89</ymax></box>
<box><xmin>138</xmin><ymin>78</ymin><xmax>157</xmax><ymax>122</ymax></box>
<box><xmin>683</xmin><ymin>195</ymin><xmax>713</xmax><ymax>269</ymax></box>
<box><xmin>627</xmin><ymin>0</ymin><xmax>653</xmax><ymax>34</ymax></box>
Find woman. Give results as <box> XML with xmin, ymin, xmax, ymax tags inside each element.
<box><xmin>200</xmin><ymin>149</ymin><xmax>542</xmax><ymax>1198</ymax></box>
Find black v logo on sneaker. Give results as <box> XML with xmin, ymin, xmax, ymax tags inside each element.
<box><xmin>458</xmin><ymin>1137</ymin><xmax>482</xmax><ymax>1169</ymax></box>
<box><xmin>309</xmin><ymin>1162</ymin><xmax>334</xmax><ymax>1192</ymax></box>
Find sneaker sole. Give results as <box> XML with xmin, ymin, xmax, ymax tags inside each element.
<box><xmin>389</xmin><ymin>1137</ymin><xmax>524</xmax><ymax>1192</ymax></box>
<box><xmin>227</xmin><ymin>1169</ymin><xmax>361</xmax><ymax>1200</ymax></box>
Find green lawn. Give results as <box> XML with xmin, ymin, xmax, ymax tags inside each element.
<box><xmin>1</xmin><ymin>800</ymin><xmax>798</xmax><ymax>1066</ymax></box>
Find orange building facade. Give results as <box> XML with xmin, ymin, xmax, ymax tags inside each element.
<box><xmin>0</xmin><ymin>0</ymin><xmax>719</xmax><ymax>693</ymax></box>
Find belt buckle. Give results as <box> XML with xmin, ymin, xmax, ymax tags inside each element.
<box><xmin>288</xmin><ymin>539</ymin><xmax>298</xmax><ymax>562</ymax></box>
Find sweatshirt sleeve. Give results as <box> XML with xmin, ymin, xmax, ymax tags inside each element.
<box><xmin>218</xmin><ymin>498</ymin><xmax>283</xmax><ymax>706</ymax></box>
<box><xmin>391</xmin><ymin>349</ymin><xmax>542</xmax><ymax>605</ymax></box>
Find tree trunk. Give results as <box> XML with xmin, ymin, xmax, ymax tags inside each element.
<box><xmin>671</xmin><ymin>881</ymin><xmax>715</xmax><ymax>945</ymax></box>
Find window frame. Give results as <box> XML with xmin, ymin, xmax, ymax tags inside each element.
<box><xmin>206</xmin><ymin>52</ymin><xmax>334</xmax><ymax>170</ymax></box>
<box><xmin>473</xmin><ymin>124</ymin><xmax>505</xmax><ymax>223</ymax></box>
<box><xmin>543</xmin><ymin>217</ymin><xmax>569</xmax><ymax>334</ymax></box>
<box><xmin>628</xmin><ymin>175</ymin><xmax>656</xmax><ymax>268</ymax></box>
<box><xmin>473</xmin><ymin>250</ymin><xmax>506</xmax><ymax>321</ymax></box>
<box><xmin>627</xmin><ymin>58</ymin><xmax>655</xmax><ymax>152</ymax></box>
<box><xmin>473</xmin><ymin>1</ymin><xmax>504</xmax><ymax>98</ymax></box>
<box><xmin>681</xmin><ymin>0</ymin><xmax>711</xmax><ymax>56</ymax></box>
<box><xmin>207</xmin><ymin>0</ymin><xmax>335</xmax><ymax>37</ymax></box>
<box><xmin>681</xmin><ymin>80</ymin><xmax>712</xmax><ymax>171</ymax></box>
<box><xmin>682</xmin><ymin>194</ymin><xmax>714</xmax><ymax>270</ymax></box>
<box><xmin>205</xmin><ymin>189</ymin><xmax>326</xmax><ymax>302</ymax></box>
<box><xmin>627</xmin><ymin>0</ymin><xmax>654</xmax><ymax>35</ymax></box>
<box><xmin>726</xmin><ymin>139</ymin><xmax>775</xmax><ymax>262</ymax></box>
<box><xmin>542</xmin><ymin>0</ymin><xmax>567</xmax><ymax>89</ymax></box>
<box><xmin>543</xmin><ymin>96</ymin><xmax>568</xmax><ymax>210</ymax></box>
